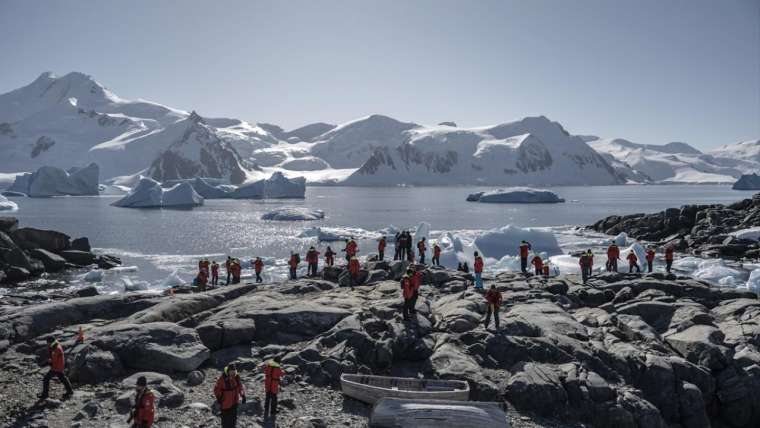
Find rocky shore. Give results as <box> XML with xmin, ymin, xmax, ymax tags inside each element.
<box><xmin>589</xmin><ymin>193</ymin><xmax>760</xmax><ymax>259</ymax></box>
<box><xmin>0</xmin><ymin>216</ymin><xmax>120</xmax><ymax>284</ymax></box>
<box><xmin>2</xmin><ymin>256</ymin><xmax>760</xmax><ymax>427</ymax></box>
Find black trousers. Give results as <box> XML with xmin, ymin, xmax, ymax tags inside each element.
<box><xmin>403</xmin><ymin>298</ymin><xmax>413</xmax><ymax>319</ymax></box>
<box><xmin>255</xmin><ymin>272</ymin><xmax>262</xmax><ymax>283</ymax></box>
<box><xmin>226</xmin><ymin>272</ymin><xmax>231</xmax><ymax>285</ymax></box>
<box><xmin>629</xmin><ymin>263</ymin><xmax>640</xmax><ymax>273</ymax></box>
<box><xmin>410</xmin><ymin>292</ymin><xmax>418</xmax><ymax>314</ymax></box>
<box><xmin>607</xmin><ymin>258</ymin><xmax>618</xmax><ymax>272</ymax></box>
<box><xmin>432</xmin><ymin>255</ymin><xmax>439</xmax><ymax>266</ymax></box>
<box><xmin>289</xmin><ymin>268</ymin><xmax>297</xmax><ymax>280</ymax></box>
<box><xmin>581</xmin><ymin>266</ymin><xmax>590</xmax><ymax>284</ymax></box>
<box><xmin>535</xmin><ymin>267</ymin><xmax>541</xmax><ymax>275</ymax></box>
<box><xmin>666</xmin><ymin>260</ymin><xmax>673</xmax><ymax>273</ymax></box>
<box><xmin>419</xmin><ymin>252</ymin><xmax>425</xmax><ymax>264</ymax></box>
<box><xmin>379</xmin><ymin>250</ymin><xmax>384</xmax><ymax>260</ymax></box>
<box><xmin>484</xmin><ymin>306</ymin><xmax>500</xmax><ymax>329</ymax></box>
<box><xmin>309</xmin><ymin>263</ymin><xmax>318</xmax><ymax>276</ymax></box>
<box><xmin>41</xmin><ymin>370</ymin><xmax>73</xmax><ymax>397</ymax></box>
<box><xmin>647</xmin><ymin>261</ymin><xmax>653</xmax><ymax>273</ymax></box>
<box><xmin>264</xmin><ymin>392</ymin><xmax>278</xmax><ymax>416</ymax></box>
<box><xmin>520</xmin><ymin>257</ymin><xmax>527</xmax><ymax>273</ymax></box>
<box><xmin>221</xmin><ymin>405</ymin><xmax>238</xmax><ymax>427</ymax></box>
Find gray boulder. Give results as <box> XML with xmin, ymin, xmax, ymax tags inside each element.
<box><xmin>29</xmin><ymin>248</ymin><xmax>66</xmax><ymax>272</ymax></box>
<box><xmin>665</xmin><ymin>325</ymin><xmax>733</xmax><ymax>370</ymax></box>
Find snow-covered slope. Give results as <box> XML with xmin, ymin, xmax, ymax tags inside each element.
<box><xmin>589</xmin><ymin>138</ymin><xmax>759</xmax><ymax>184</ymax></box>
<box><xmin>710</xmin><ymin>139</ymin><xmax>760</xmax><ymax>163</ymax></box>
<box><xmin>345</xmin><ymin>116</ymin><xmax>623</xmax><ymax>186</ymax></box>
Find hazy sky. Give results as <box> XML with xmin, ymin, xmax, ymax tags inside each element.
<box><xmin>1</xmin><ymin>0</ymin><xmax>758</xmax><ymax>149</ymax></box>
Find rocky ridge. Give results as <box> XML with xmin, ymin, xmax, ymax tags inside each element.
<box><xmin>1</xmin><ymin>258</ymin><xmax>759</xmax><ymax>427</ymax></box>
<box><xmin>590</xmin><ymin>193</ymin><xmax>760</xmax><ymax>259</ymax></box>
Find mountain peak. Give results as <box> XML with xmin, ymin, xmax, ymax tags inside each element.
<box><xmin>188</xmin><ymin>110</ymin><xmax>205</xmax><ymax>124</ymax></box>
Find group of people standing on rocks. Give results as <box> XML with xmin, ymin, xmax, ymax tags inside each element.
<box><xmin>578</xmin><ymin>241</ymin><xmax>676</xmax><ymax>284</ymax></box>
<box><xmin>36</xmin><ymin>335</ymin><xmax>284</xmax><ymax>428</ymax></box>
<box><xmin>194</xmin><ymin>256</ymin><xmax>265</xmax><ymax>290</ymax></box>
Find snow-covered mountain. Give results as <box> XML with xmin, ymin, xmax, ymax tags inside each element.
<box><xmin>589</xmin><ymin>138</ymin><xmax>760</xmax><ymax>184</ymax></box>
<box><xmin>344</xmin><ymin>116</ymin><xmax>625</xmax><ymax>186</ymax></box>
<box><xmin>1</xmin><ymin>71</ymin><xmax>756</xmax><ymax>187</ymax></box>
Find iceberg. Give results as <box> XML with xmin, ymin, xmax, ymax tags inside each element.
<box><xmin>8</xmin><ymin>163</ymin><xmax>100</xmax><ymax>197</ymax></box>
<box><xmin>413</xmin><ymin>222</ymin><xmax>431</xmax><ymax>245</ymax></box>
<box><xmin>261</xmin><ymin>207</ymin><xmax>325</xmax><ymax>221</ymax></box>
<box><xmin>466</xmin><ymin>187</ymin><xmax>565</xmax><ymax>203</ymax></box>
<box><xmin>473</xmin><ymin>225</ymin><xmax>562</xmax><ymax>259</ymax></box>
<box><xmin>0</xmin><ymin>194</ymin><xmax>18</xmax><ymax>211</ymax></box>
<box><xmin>112</xmin><ymin>177</ymin><xmax>204</xmax><ymax>208</ymax></box>
<box><xmin>231</xmin><ymin>172</ymin><xmax>306</xmax><ymax>199</ymax></box>
<box><xmin>191</xmin><ymin>177</ymin><xmax>232</xmax><ymax>199</ymax></box>
<box><xmin>732</xmin><ymin>174</ymin><xmax>760</xmax><ymax>190</ymax></box>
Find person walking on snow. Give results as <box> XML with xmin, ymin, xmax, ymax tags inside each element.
<box><xmin>348</xmin><ymin>256</ymin><xmax>361</xmax><ymax>289</ymax></box>
<box><xmin>627</xmin><ymin>251</ymin><xmax>641</xmax><ymax>273</ymax></box>
<box><xmin>211</xmin><ymin>261</ymin><xmax>219</xmax><ymax>286</ymax></box>
<box><xmin>214</xmin><ymin>364</ymin><xmax>246</xmax><ymax>428</ymax></box>
<box><xmin>38</xmin><ymin>337</ymin><xmax>73</xmax><ymax>400</ymax></box>
<box><xmin>432</xmin><ymin>243</ymin><xmax>441</xmax><ymax>266</ymax></box>
<box><xmin>665</xmin><ymin>245</ymin><xmax>675</xmax><ymax>273</ymax></box>
<box><xmin>254</xmin><ymin>257</ymin><xmax>264</xmax><ymax>283</ymax></box>
<box><xmin>400</xmin><ymin>272</ymin><xmax>415</xmax><ymax>320</ymax></box>
<box><xmin>531</xmin><ymin>253</ymin><xmax>543</xmax><ymax>276</ymax></box>
<box><xmin>263</xmin><ymin>358</ymin><xmax>284</xmax><ymax>419</ymax></box>
<box><xmin>519</xmin><ymin>241</ymin><xmax>532</xmax><ymax>273</ymax></box>
<box><xmin>288</xmin><ymin>253</ymin><xmax>299</xmax><ymax>280</ymax></box>
<box><xmin>484</xmin><ymin>284</ymin><xmax>502</xmax><ymax>330</ymax></box>
<box><xmin>606</xmin><ymin>242</ymin><xmax>620</xmax><ymax>272</ymax></box>
<box><xmin>645</xmin><ymin>247</ymin><xmax>656</xmax><ymax>273</ymax></box>
<box><xmin>325</xmin><ymin>246</ymin><xmax>335</xmax><ymax>267</ymax></box>
<box><xmin>378</xmin><ymin>236</ymin><xmax>386</xmax><ymax>261</ymax></box>
<box><xmin>417</xmin><ymin>237</ymin><xmax>427</xmax><ymax>264</ymax></box>
<box><xmin>128</xmin><ymin>376</ymin><xmax>155</xmax><ymax>428</ymax></box>
<box><xmin>306</xmin><ymin>246</ymin><xmax>320</xmax><ymax>277</ymax></box>
<box><xmin>474</xmin><ymin>251</ymin><xmax>484</xmax><ymax>289</ymax></box>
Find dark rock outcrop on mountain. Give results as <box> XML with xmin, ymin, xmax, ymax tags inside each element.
<box><xmin>733</xmin><ymin>173</ymin><xmax>760</xmax><ymax>190</ymax></box>
<box><xmin>0</xmin><ymin>216</ymin><xmax>119</xmax><ymax>284</ymax></box>
<box><xmin>2</xmin><ymin>260</ymin><xmax>760</xmax><ymax>427</ymax></box>
<box><xmin>589</xmin><ymin>193</ymin><xmax>760</xmax><ymax>259</ymax></box>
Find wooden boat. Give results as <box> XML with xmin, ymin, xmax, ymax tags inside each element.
<box><xmin>340</xmin><ymin>374</ymin><xmax>470</xmax><ymax>404</ymax></box>
<box><xmin>369</xmin><ymin>398</ymin><xmax>509</xmax><ymax>428</ymax></box>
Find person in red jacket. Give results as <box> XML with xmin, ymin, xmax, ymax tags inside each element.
<box><xmin>214</xmin><ymin>364</ymin><xmax>246</xmax><ymax>428</ymax></box>
<box><xmin>254</xmin><ymin>257</ymin><xmax>264</xmax><ymax>283</ymax></box>
<box><xmin>417</xmin><ymin>238</ymin><xmax>427</xmax><ymax>264</ymax></box>
<box><xmin>225</xmin><ymin>256</ymin><xmax>233</xmax><ymax>285</ymax></box>
<box><xmin>409</xmin><ymin>268</ymin><xmax>423</xmax><ymax>314</ymax></box>
<box><xmin>129</xmin><ymin>376</ymin><xmax>155</xmax><ymax>428</ymax></box>
<box><xmin>306</xmin><ymin>246</ymin><xmax>320</xmax><ymax>277</ymax></box>
<box><xmin>400</xmin><ymin>273</ymin><xmax>415</xmax><ymax>320</ymax></box>
<box><xmin>343</xmin><ymin>238</ymin><xmax>358</xmax><ymax>263</ymax></box>
<box><xmin>645</xmin><ymin>247</ymin><xmax>656</xmax><ymax>273</ymax></box>
<box><xmin>211</xmin><ymin>261</ymin><xmax>220</xmax><ymax>285</ymax></box>
<box><xmin>606</xmin><ymin>242</ymin><xmax>620</xmax><ymax>272</ymax></box>
<box><xmin>627</xmin><ymin>251</ymin><xmax>640</xmax><ymax>273</ymax></box>
<box><xmin>378</xmin><ymin>237</ymin><xmax>386</xmax><ymax>261</ymax></box>
<box><xmin>325</xmin><ymin>246</ymin><xmax>335</xmax><ymax>267</ymax></box>
<box><xmin>531</xmin><ymin>254</ymin><xmax>543</xmax><ymax>276</ymax></box>
<box><xmin>263</xmin><ymin>358</ymin><xmax>284</xmax><ymax>419</ymax></box>
<box><xmin>484</xmin><ymin>284</ymin><xmax>502</xmax><ymax>330</ymax></box>
<box><xmin>348</xmin><ymin>256</ymin><xmax>361</xmax><ymax>289</ymax></box>
<box><xmin>432</xmin><ymin>243</ymin><xmax>441</xmax><ymax>266</ymax></box>
<box><xmin>194</xmin><ymin>269</ymin><xmax>208</xmax><ymax>291</ymax></box>
<box><xmin>39</xmin><ymin>337</ymin><xmax>73</xmax><ymax>400</ymax></box>
<box><xmin>230</xmin><ymin>260</ymin><xmax>241</xmax><ymax>284</ymax></box>
<box><xmin>519</xmin><ymin>241</ymin><xmax>531</xmax><ymax>273</ymax></box>
<box><xmin>474</xmin><ymin>251</ymin><xmax>484</xmax><ymax>289</ymax></box>
<box><xmin>665</xmin><ymin>245</ymin><xmax>675</xmax><ymax>273</ymax></box>
<box><xmin>288</xmin><ymin>253</ymin><xmax>299</xmax><ymax>280</ymax></box>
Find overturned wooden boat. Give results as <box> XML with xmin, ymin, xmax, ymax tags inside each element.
<box><xmin>340</xmin><ymin>374</ymin><xmax>469</xmax><ymax>404</ymax></box>
<box><xmin>369</xmin><ymin>398</ymin><xmax>509</xmax><ymax>428</ymax></box>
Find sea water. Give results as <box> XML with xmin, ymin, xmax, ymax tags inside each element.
<box><xmin>5</xmin><ymin>185</ymin><xmax>757</xmax><ymax>291</ymax></box>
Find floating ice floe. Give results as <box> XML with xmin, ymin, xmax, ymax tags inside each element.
<box><xmin>261</xmin><ymin>207</ymin><xmax>325</xmax><ymax>221</ymax></box>
<box><xmin>466</xmin><ymin>187</ymin><xmax>565</xmax><ymax>203</ymax></box>
<box><xmin>298</xmin><ymin>226</ymin><xmax>378</xmax><ymax>242</ymax></box>
<box><xmin>474</xmin><ymin>225</ymin><xmax>562</xmax><ymax>260</ymax></box>
<box><xmin>112</xmin><ymin>177</ymin><xmax>204</xmax><ymax>208</ymax></box>
<box><xmin>0</xmin><ymin>194</ymin><xmax>18</xmax><ymax>211</ymax></box>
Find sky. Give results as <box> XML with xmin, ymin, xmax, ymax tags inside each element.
<box><xmin>0</xmin><ymin>0</ymin><xmax>758</xmax><ymax>149</ymax></box>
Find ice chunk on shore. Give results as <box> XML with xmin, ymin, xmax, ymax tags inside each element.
<box><xmin>746</xmin><ymin>269</ymin><xmax>760</xmax><ymax>294</ymax></box>
<box><xmin>299</xmin><ymin>226</ymin><xmax>377</xmax><ymax>242</ymax></box>
<box><xmin>730</xmin><ymin>227</ymin><xmax>760</xmax><ymax>242</ymax></box>
<box><xmin>231</xmin><ymin>172</ymin><xmax>306</xmax><ymax>199</ymax></box>
<box><xmin>474</xmin><ymin>225</ymin><xmax>562</xmax><ymax>259</ymax></box>
<box><xmin>112</xmin><ymin>177</ymin><xmax>203</xmax><ymax>208</ymax></box>
<box><xmin>261</xmin><ymin>207</ymin><xmax>325</xmax><ymax>221</ymax></box>
<box><xmin>467</xmin><ymin>187</ymin><xmax>565</xmax><ymax>203</ymax></box>
<box><xmin>693</xmin><ymin>259</ymin><xmax>744</xmax><ymax>284</ymax></box>
<box><xmin>413</xmin><ymin>222</ymin><xmax>431</xmax><ymax>245</ymax></box>
<box><xmin>161</xmin><ymin>269</ymin><xmax>185</xmax><ymax>287</ymax></box>
<box><xmin>0</xmin><ymin>194</ymin><xmax>18</xmax><ymax>211</ymax></box>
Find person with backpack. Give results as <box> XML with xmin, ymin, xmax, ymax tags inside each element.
<box><xmin>253</xmin><ymin>257</ymin><xmax>264</xmax><ymax>283</ymax></box>
<box><xmin>519</xmin><ymin>241</ymin><xmax>531</xmax><ymax>273</ymax></box>
<box><xmin>38</xmin><ymin>337</ymin><xmax>73</xmax><ymax>400</ymax></box>
<box><xmin>627</xmin><ymin>251</ymin><xmax>641</xmax><ymax>273</ymax></box>
<box><xmin>306</xmin><ymin>247</ymin><xmax>320</xmax><ymax>277</ymax></box>
<box><xmin>263</xmin><ymin>358</ymin><xmax>284</xmax><ymax>419</ymax></box>
<box><xmin>417</xmin><ymin>237</ymin><xmax>427</xmax><ymax>264</ymax></box>
<box><xmin>606</xmin><ymin>242</ymin><xmax>620</xmax><ymax>272</ymax></box>
<box><xmin>645</xmin><ymin>247</ymin><xmax>656</xmax><ymax>273</ymax></box>
<box><xmin>378</xmin><ymin>236</ymin><xmax>386</xmax><ymax>261</ymax></box>
<box><xmin>530</xmin><ymin>253</ymin><xmax>543</xmax><ymax>276</ymax></box>
<box><xmin>348</xmin><ymin>256</ymin><xmax>361</xmax><ymax>289</ymax></box>
<box><xmin>665</xmin><ymin>245</ymin><xmax>675</xmax><ymax>273</ymax></box>
<box><xmin>484</xmin><ymin>284</ymin><xmax>502</xmax><ymax>330</ymax></box>
<box><xmin>210</xmin><ymin>261</ymin><xmax>220</xmax><ymax>285</ymax></box>
<box><xmin>474</xmin><ymin>251</ymin><xmax>484</xmax><ymax>289</ymax></box>
<box><xmin>393</xmin><ymin>232</ymin><xmax>402</xmax><ymax>260</ymax></box>
<box><xmin>214</xmin><ymin>364</ymin><xmax>246</xmax><ymax>428</ymax></box>
<box><xmin>400</xmin><ymin>272</ymin><xmax>415</xmax><ymax>320</ymax></box>
<box><xmin>325</xmin><ymin>246</ymin><xmax>335</xmax><ymax>267</ymax></box>
<box><xmin>288</xmin><ymin>252</ymin><xmax>299</xmax><ymax>280</ymax></box>
<box><xmin>128</xmin><ymin>376</ymin><xmax>155</xmax><ymax>428</ymax></box>
<box><xmin>432</xmin><ymin>243</ymin><xmax>441</xmax><ymax>266</ymax></box>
